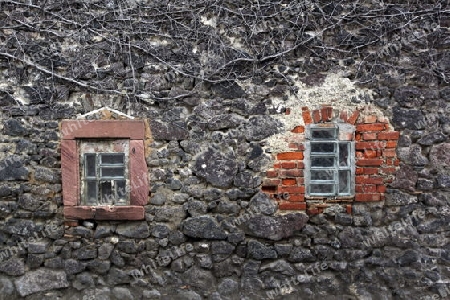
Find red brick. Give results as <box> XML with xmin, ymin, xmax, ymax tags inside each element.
<box><xmin>363</xmin><ymin>149</ymin><xmax>379</xmax><ymax>158</ymax></box>
<box><xmin>363</xmin><ymin>133</ymin><xmax>377</xmax><ymax>140</ymax></box>
<box><xmin>355</xmin><ymin>176</ymin><xmax>366</xmax><ymax>184</ymax></box>
<box><xmin>312</xmin><ymin>110</ymin><xmax>321</xmax><ymax>123</ymax></box>
<box><xmin>281</xmin><ymin>169</ymin><xmax>303</xmax><ymax>177</ymax></box>
<box><xmin>394</xmin><ymin>159</ymin><xmax>400</xmax><ymax>166</ymax></box>
<box><xmin>279</xmin><ymin>202</ymin><xmax>306</xmax><ymax>210</ymax></box>
<box><xmin>364</xmin><ymin>115</ymin><xmax>378</xmax><ymax>123</ymax></box>
<box><xmin>297</xmin><ymin>177</ymin><xmax>304</xmax><ymax>184</ymax></box>
<box><xmin>356</xmin><ymin>168</ymin><xmax>364</xmax><ymax>175</ymax></box>
<box><xmin>356</xmin><ymin>151</ymin><xmax>364</xmax><ymax>158</ymax></box>
<box><xmin>346</xmin><ymin>205</ymin><xmax>352</xmax><ymax>214</ymax></box>
<box><xmin>355</xmin><ymin>194</ymin><xmax>381</xmax><ymax>202</ymax></box>
<box><xmin>356</xmin><ymin>184</ymin><xmax>377</xmax><ymax>193</ymax></box>
<box><xmin>382</xmin><ymin>149</ymin><xmax>396</xmax><ymax>157</ymax></box>
<box><xmin>288</xmin><ymin>194</ymin><xmax>305</xmax><ymax>202</ymax></box>
<box><xmin>298</xmin><ymin>144</ymin><xmax>306</xmax><ymax>151</ymax></box>
<box><xmin>378</xmin><ymin>131</ymin><xmax>400</xmax><ymax>140</ymax></box>
<box><xmin>362</xmin><ymin>168</ymin><xmax>378</xmax><ymax>175</ymax></box>
<box><xmin>277</xmin><ymin>152</ymin><xmax>304</xmax><ymax>160</ymax></box>
<box><xmin>321</xmin><ymin>106</ymin><xmax>333</xmax><ymax>122</ymax></box>
<box><xmin>355</xmin><ymin>141</ymin><xmax>385</xmax><ymax>150</ymax></box>
<box><xmin>356</xmin><ymin>123</ymin><xmax>387</xmax><ymax>132</ymax></box>
<box><xmin>282</xmin><ymin>179</ymin><xmax>297</xmax><ymax>186</ymax></box>
<box><xmin>273</xmin><ymin>163</ymin><xmax>282</xmax><ymax>169</ymax></box>
<box><xmin>356</xmin><ymin>159</ymin><xmax>384</xmax><ymax>166</ymax></box>
<box><xmin>347</xmin><ymin>110</ymin><xmax>360</xmax><ymax>125</ymax></box>
<box><xmin>302</xmin><ymin>107</ymin><xmax>313</xmax><ymax>124</ymax></box>
<box><xmin>281</xmin><ymin>162</ymin><xmax>297</xmax><ymax>169</ymax></box>
<box><xmin>280</xmin><ymin>186</ymin><xmax>305</xmax><ymax>194</ymax></box>
<box><xmin>285</xmin><ymin>108</ymin><xmax>291</xmax><ymax>115</ymax></box>
<box><xmin>266</xmin><ymin>170</ymin><xmax>278</xmax><ymax>178</ymax></box>
<box><xmin>363</xmin><ymin>176</ymin><xmax>384</xmax><ymax>184</ymax></box>
<box><xmin>307</xmin><ymin>207</ymin><xmax>320</xmax><ymax>215</ymax></box>
<box><xmin>291</xmin><ymin>126</ymin><xmax>305</xmax><ymax>133</ymax></box>
<box><xmin>263</xmin><ymin>179</ymin><xmax>281</xmax><ymax>186</ymax></box>
<box><xmin>297</xmin><ymin>162</ymin><xmax>305</xmax><ymax>169</ymax></box>
<box><xmin>386</xmin><ymin>141</ymin><xmax>398</xmax><ymax>148</ymax></box>
<box><xmin>377</xmin><ymin>185</ymin><xmax>387</xmax><ymax>193</ymax></box>
<box><xmin>355</xmin><ymin>133</ymin><xmax>362</xmax><ymax>141</ymax></box>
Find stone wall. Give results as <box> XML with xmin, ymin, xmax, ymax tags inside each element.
<box><xmin>0</xmin><ymin>0</ymin><xmax>449</xmax><ymax>299</ymax></box>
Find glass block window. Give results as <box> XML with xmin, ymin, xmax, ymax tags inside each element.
<box><xmin>305</xmin><ymin>125</ymin><xmax>355</xmax><ymax>197</ymax></box>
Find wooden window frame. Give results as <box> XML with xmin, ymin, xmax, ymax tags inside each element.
<box><xmin>61</xmin><ymin>120</ymin><xmax>148</xmax><ymax>220</ymax></box>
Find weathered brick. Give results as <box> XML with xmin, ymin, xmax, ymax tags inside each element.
<box><xmin>356</xmin><ymin>159</ymin><xmax>384</xmax><ymax>166</ymax></box>
<box><xmin>321</xmin><ymin>106</ymin><xmax>332</xmax><ymax>122</ymax></box>
<box><xmin>346</xmin><ymin>205</ymin><xmax>352</xmax><ymax>214</ymax></box>
<box><xmin>356</xmin><ymin>168</ymin><xmax>364</xmax><ymax>175</ymax></box>
<box><xmin>363</xmin><ymin>133</ymin><xmax>377</xmax><ymax>140</ymax></box>
<box><xmin>279</xmin><ymin>202</ymin><xmax>306</xmax><ymax>210</ymax></box>
<box><xmin>263</xmin><ymin>179</ymin><xmax>280</xmax><ymax>186</ymax></box>
<box><xmin>378</xmin><ymin>131</ymin><xmax>400</xmax><ymax>140</ymax></box>
<box><xmin>291</xmin><ymin>126</ymin><xmax>305</xmax><ymax>133</ymax></box>
<box><xmin>363</xmin><ymin>176</ymin><xmax>384</xmax><ymax>184</ymax></box>
<box><xmin>347</xmin><ymin>110</ymin><xmax>360</xmax><ymax>125</ymax></box>
<box><xmin>312</xmin><ymin>110</ymin><xmax>321</xmax><ymax>123</ymax></box>
<box><xmin>355</xmin><ymin>141</ymin><xmax>385</xmax><ymax>150</ymax></box>
<box><xmin>282</xmin><ymin>178</ymin><xmax>297</xmax><ymax>186</ymax></box>
<box><xmin>386</xmin><ymin>141</ymin><xmax>398</xmax><ymax>148</ymax></box>
<box><xmin>356</xmin><ymin>123</ymin><xmax>386</xmax><ymax>132</ymax></box>
<box><xmin>277</xmin><ymin>152</ymin><xmax>304</xmax><ymax>160</ymax></box>
<box><xmin>377</xmin><ymin>185</ymin><xmax>387</xmax><ymax>193</ymax></box>
<box><xmin>302</xmin><ymin>107</ymin><xmax>313</xmax><ymax>124</ymax></box>
<box><xmin>288</xmin><ymin>143</ymin><xmax>299</xmax><ymax>149</ymax></box>
<box><xmin>355</xmin><ymin>194</ymin><xmax>381</xmax><ymax>202</ymax></box>
<box><xmin>362</xmin><ymin>168</ymin><xmax>378</xmax><ymax>175</ymax></box>
<box><xmin>266</xmin><ymin>170</ymin><xmax>278</xmax><ymax>178</ymax></box>
<box><xmin>280</xmin><ymin>186</ymin><xmax>305</xmax><ymax>194</ymax></box>
<box><xmin>281</xmin><ymin>162</ymin><xmax>297</xmax><ymax>169</ymax></box>
<box><xmin>363</xmin><ymin>149</ymin><xmax>379</xmax><ymax>158</ymax></box>
<box><xmin>340</xmin><ymin>110</ymin><xmax>348</xmax><ymax>122</ymax></box>
<box><xmin>288</xmin><ymin>194</ymin><xmax>305</xmax><ymax>202</ymax></box>
<box><xmin>382</xmin><ymin>149</ymin><xmax>396</xmax><ymax>157</ymax></box>
<box><xmin>281</xmin><ymin>169</ymin><xmax>303</xmax><ymax>177</ymax></box>
<box><xmin>356</xmin><ymin>184</ymin><xmax>377</xmax><ymax>193</ymax></box>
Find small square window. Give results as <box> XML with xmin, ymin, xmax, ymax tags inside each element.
<box><xmin>305</xmin><ymin>125</ymin><xmax>355</xmax><ymax>197</ymax></box>
<box><xmin>61</xmin><ymin>120</ymin><xmax>149</xmax><ymax>220</ymax></box>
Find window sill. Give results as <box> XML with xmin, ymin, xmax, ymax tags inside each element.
<box><xmin>64</xmin><ymin>206</ymin><xmax>145</xmax><ymax>220</ymax></box>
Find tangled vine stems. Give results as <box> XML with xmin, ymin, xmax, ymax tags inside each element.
<box><xmin>0</xmin><ymin>0</ymin><xmax>448</xmax><ymax>102</ymax></box>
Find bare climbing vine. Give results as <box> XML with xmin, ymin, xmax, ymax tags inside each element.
<box><xmin>0</xmin><ymin>0</ymin><xmax>448</xmax><ymax>104</ymax></box>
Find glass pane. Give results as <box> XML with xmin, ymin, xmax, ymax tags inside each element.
<box><xmin>115</xmin><ymin>180</ymin><xmax>127</xmax><ymax>205</ymax></box>
<box><xmin>311</xmin><ymin>170</ymin><xmax>335</xmax><ymax>180</ymax></box>
<box><xmin>311</xmin><ymin>157</ymin><xmax>335</xmax><ymax>167</ymax></box>
<box><xmin>310</xmin><ymin>184</ymin><xmax>334</xmax><ymax>195</ymax></box>
<box><xmin>339</xmin><ymin>170</ymin><xmax>350</xmax><ymax>194</ymax></box>
<box><xmin>100</xmin><ymin>181</ymin><xmax>114</xmax><ymax>204</ymax></box>
<box><xmin>311</xmin><ymin>142</ymin><xmax>335</xmax><ymax>153</ymax></box>
<box><xmin>101</xmin><ymin>167</ymin><xmax>124</xmax><ymax>177</ymax></box>
<box><xmin>101</xmin><ymin>153</ymin><xmax>124</xmax><ymax>165</ymax></box>
<box><xmin>339</xmin><ymin>143</ymin><xmax>349</xmax><ymax>167</ymax></box>
<box><xmin>311</xmin><ymin>128</ymin><xmax>336</xmax><ymax>139</ymax></box>
<box><xmin>86</xmin><ymin>180</ymin><xmax>98</xmax><ymax>205</ymax></box>
<box><xmin>85</xmin><ymin>154</ymin><xmax>96</xmax><ymax>177</ymax></box>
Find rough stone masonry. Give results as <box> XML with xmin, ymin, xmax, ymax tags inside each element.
<box><xmin>0</xmin><ymin>0</ymin><xmax>449</xmax><ymax>299</ymax></box>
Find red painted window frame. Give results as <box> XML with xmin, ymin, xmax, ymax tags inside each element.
<box><xmin>61</xmin><ymin>120</ymin><xmax>149</xmax><ymax>220</ymax></box>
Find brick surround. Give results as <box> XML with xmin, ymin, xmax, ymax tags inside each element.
<box><xmin>262</xmin><ymin>105</ymin><xmax>400</xmax><ymax>214</ymax></box>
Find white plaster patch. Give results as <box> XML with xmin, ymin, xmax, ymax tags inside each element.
<box><xmin>265</xmin><ymin>72</ymin><xmax>388</xmax><ymax>153</ymax></box>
